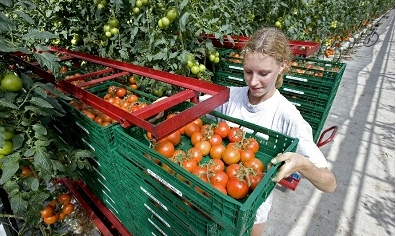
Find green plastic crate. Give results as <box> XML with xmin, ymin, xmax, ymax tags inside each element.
<box><xmin>212</xmin><ymin>72</ymin><xmax>246</xmax><ymax>87</ymax></box>
<box><xmin>114</xmin><ymin>150</ymin><xmax>227</xmax><ymax>236</ymax></box>
<box><xmin>112</xmin><ymin>109</ymin><xmax>298</xmax><ymax>235</ymax></box>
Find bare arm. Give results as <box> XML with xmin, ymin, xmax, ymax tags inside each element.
<box><xmin>271</xmin><ymin>152</ymin><xmax>337</xmax><ymax>193</ymax></box>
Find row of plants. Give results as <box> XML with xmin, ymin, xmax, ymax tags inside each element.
<box><xmin>0</xmin><ymin>0</ymin><xmax>393</xmax><ymax>235</ymax></box>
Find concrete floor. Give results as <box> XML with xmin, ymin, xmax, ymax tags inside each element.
<box><xmin>265</xmin><ymin>8</ymin><xmax>395</xmax><ymax>236</ymax></box>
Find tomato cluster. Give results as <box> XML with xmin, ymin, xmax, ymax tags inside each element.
<box><xmin>40</xmin><ymin>193</ymin><xmax>75</xmax><ymax>225</ymax></box>
<box><xmin>69</xmin><ymin>99</ymin><xmax>116</xmax><ymax>127</ymax></box>
<box><xmin>0</xmin><ymin>126</ymin><xmax>14</xmax><ymax>166</ymax></box>
<box><xmin>103</xmin><ymin>85</ymin><xmax>148</xmax><ymax>113</ymax></box>
<box><xmin>148</xmin><ymin>116</ymin><xmax>265</xmax><ymax>200</ymax></box>
<box><xmin>103</xmin><ymin>18</ymin><xmax>120</xmax><ymax>38</ymax></box>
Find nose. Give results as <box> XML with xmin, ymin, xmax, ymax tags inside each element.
<box><xmin>247</xmin><ymin>72</ymin><xmax>259</xmax><ymax>87</ymax></box>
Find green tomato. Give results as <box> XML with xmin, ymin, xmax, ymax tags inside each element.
<box><xmin>136</xmin><ymin>0</ymin><xmax>142</xmax><ymax>7</ymax></box>
<box><xmin>103</xmin><ymin>24</ymin><xmax>112</xmax><ymax>32</ymax></box>
<box><xmin>161</xmin><ymin>17</ymin><xmax>170</xmax><ymax>27</ymax></box>
<box><xmin>110</xmin><ymin>27</ymin><xmax>119</xmax><ymax>35</ymax></box>
<box><xmin>209</xmin><ymin>54</ymin><xmax>216</xmax><ymax>62</ymax></box>
<box><xmin>166</xmin><ymin>10</ymin><xmax>177</xmax><ymax>21</ymax></box>
<box><xmin>132</xmin><ymin>7</ymin><xmax>140</xmax><ymax>15</ymax></box>
<box><xmin>275</xmin><ymin>21</ymin><xmax>282</xmax><ymax>28</ymax></box>
<box><xmin>71</xmin><ymin>38</ymin><xmax>78</xmax><ymax>45</ymax></box>
<box><xmin>97</xmin><ymin>3</ymin><xmax>105</xmax><ymax>9</ymax></box>
<box><xmin>215</xmin><ymin>52</ymin><xmax>219</xmax><ymax>57</ymax></box>
<box><xmin>199</xmin><ymin>64</ymin><xmax>206</xmax><ymax>72</ymax></box>
<box><xmin>108</xmin><ymin>18</ymin><xmax>119</xmax><ymax>28</ymax></box>
<box><xmin>1</xmin><ymin>73</ymin><xmax>22</xmax><ymax>91</ymax></box>
<box><xmin>4</xmin><ymin>127</ymin><xmax>14</xmax><ymax>141</ymax></box>
<box><xmin>141</xmin><ymin>0</ymin><xmax>148</xmax><ymax>5</ymax></box>
<box><xmin>214</xmin><ymin>56</ymin><xmax>220</xmax><ymax>63</ymax></box>
<box><xmin>105</xmin><ymin>31</ymin><xmax>112</xmax><ymax>38</ymax></box>
<box><xmin>158</xmin><ymin>19</ymin><xmax>163</xmax><ymax>28</ymax></box>
<box><xmin>187</xmin><ymin>60</ymin><xmax>194</xmax><ymax>68</ymax></box>
<box><xmin>0</xmin><ymin>141</ymin><xmax>12</xmax><ymax>155</ymax></box>
<box><xmin>191</xmin><ymin>66</ymin><xmax>200</xmax><ymax>75</ymax></box>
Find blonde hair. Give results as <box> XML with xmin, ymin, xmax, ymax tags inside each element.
<box><xmin>242</xmin><ymin>27</ymin><xmax>293</xmax><ymax>88</ymax></box>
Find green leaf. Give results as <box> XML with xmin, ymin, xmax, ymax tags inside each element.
<box><xmin>73</xmin><ymin>149</ymin><xmax>93</xmax><ymax>160</ymax></box>
<box><xmin>2</xmin><ymin>179</ymin><xmax>19</xmax><ymax>194</ymax></box>
<box><xmin>179</xmin><ymin>12</ymin><xmax>190</xmax><ymax>32</ymax></box>
<box><xmin>0</xmin><ymin>0</ymin><xmax>13</xmax><ymax>7</ymax></box>
<box><xmin>0</xmin><ymin>98</ymin><xmax>18</xmax><ymax>109</ymax></box>
<box><xmin>14</xmin><ymin>10</ymin><xmax>35</xmax><ymax>25</ymax></box>
<box><xmin>33</xmin><ymin>147</ymin><xmax>52</xmax><ymax>170</ymax></box>
<box><xmin>24</xmin><ymin>105</ymin><xmax>52</xmax><ymax>116</ymax></box>
<box><xmin>34</xmin><ymin>139</ymin><xmax>51</xmax><ymax>147</ymax></box>
<box><xmin>32</xmin><ymin>123</ymin><xmax>47</xmax><ymax>136</ymax></box>
<box><xmin>24</xmin><ymin>148</ymin><xmax>35</xmax><ymax>157</ymax></box>
<box><xmin>15</xmin><ymin>1</ymin><xmax>37</xmax><ymax>9</ymax></box>
<box><xmin>33</xmin><ymin>52</ymin><xmax>60</xmax><ymax>77</ymax></box>
<box><xmin>179</xmin><ymin>0</ymin><xmax>189</xmax><ymax>11</ymax></box>
<box><xmin>22</xmin><ymin>29</ymin><xmax>58</xmax><ymax>40</ymax></box>
<box><xmin>0</xmin><ymin>155</ymin><xmax>20</xmax><ymax>185</ymax></box>
<box><xmin>52</xmin><ymin>160</ymin><xmax>65</xmax><ymax>172</ymax></box>
<box><xmin>30</xmin><ymin>97</ymin><xmax>54</xmax><ymax>109</ymax></box>
<box><xmin>23</xmin><ymin>177</ymin><xmax>40</xmax><ymax>191</ymax></box>
<box><xmin>9</xmin><ymin>192</ymin><xmax>27</xmax><ymax>215</ymax></box>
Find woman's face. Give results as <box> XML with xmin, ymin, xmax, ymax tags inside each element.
<box><xmin>243</xmin><ymin>52</ymin><xmax>286</xmax><ymax>105</ymax></box>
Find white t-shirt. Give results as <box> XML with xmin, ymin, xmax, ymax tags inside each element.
<box><xmin>214</xmin><ymin>86</ymin><xmax>328</xmax><ymax>168</ymax></box>
<box><xmin>210</xmin><ymin>86</ymin><xmax>329</xmax><ymax>224</ymax></box>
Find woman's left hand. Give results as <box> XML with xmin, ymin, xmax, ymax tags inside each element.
<box><xmin>270</xmin><ymin>152</ymin><xmax>307</xmax><ymax>182</ymax></box>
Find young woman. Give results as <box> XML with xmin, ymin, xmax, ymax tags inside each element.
<box><xmin>212</xmin><ymin>27</ymin><xmax>337</xmax><ymax>235</ymax></box>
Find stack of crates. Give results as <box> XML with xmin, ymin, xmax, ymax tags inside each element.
<box><xmin>56</xmin><ymin>91</ymin><xmax>298</xmax><ymax>235</ymax></box>
<box><xmin>110</xmin><ymin>108</ymin><xmax>298</xmax><ymax>236</ymax></box>
<box><xmin>211</xmin><ymin>48</ymin><xmax>347</xmax><ymax>142</ymax></box>
<box><xmin>52</xmin><ymin>80</ymin><xmax>158</xmax><ymax>234</ymax></box>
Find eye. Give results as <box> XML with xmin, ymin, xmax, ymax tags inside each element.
<box><xmin>244</xmin><ymin>69</ymin><xmax>252</xmax><ymax>75</ymax></box>
<box><xmin>259</xmin><ymin>72</ymin><xmax>269</xmax><ymax>76</ymax></box>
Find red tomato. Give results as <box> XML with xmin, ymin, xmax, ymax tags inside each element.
<box><xmin>126</xmin><ymin>94</ymin><xmax>139</xmax><ymax>103</ymax></box>
<box><xmin>244</xmin><ymin>138</ymin><xmax>260</xmax><ymax>153</ymax></box>
<box><xmin>222</xmin><ymin>147</ymin><xmax>241</xmax><ymax>165</ymax></box>
<box><xmin>171</xmin><ymin>149</ymin><xmax>186</xmax><ymax>160</ymax></box>
<box><xmin>187</xmin><ymin>147</ymin><xmax>203</xmax><ymax>163</ymax></box>
<box><xmin>212</xmin><ymin>183</ymin><xmax>227</xmax><ymax>195</ymax></box>
<box><xmin>226</xmin><ymin>163</ymin><xmax>241</xmax><ymax>179</ymax></box>
<box><xmin>40</xmin><ymin>205</ymin><xmax>54</xmax><ymax>218</ymax></box>
<box><xmin>181</xmin><ymin>159</ymin><xmax>198</xmax><ymax>173</ymax></box>
<box><xmin>209</xmin><ymin>144</ymin><xmax>226</xmax><ymax>159</ymax></box>
<box><xmin>239</xmin><ymin>149</ymin><xmax>255</xmax><ymax>163</ymax></box>
<box><xmin>209</xmin><ymin>134</ymin><xmax>223</xmax><ymax>146</ymax></box>
<box><xmin>194</xmin><ymin>140</ymin><xmax>211</xmax><ymax>156</ymax></box>
<box><xmin>201</xmin><ymin>124</ymin><xmax>214</xmax><ymax>137</ymax></box>
<box><xmin>214</xmin><ymin>121</ymin><xmax>230</xmax><ymax>138</ymax></box>
<box><xmin>155</xmin><ymin>140</ymin><xmax>175</xmax><ymax>158</ymax></box>
<box><xmin>249</xmin><ymin>172</ymin><xmax>264</xmax><ymax>191</ymax></box>
<box><xmin>192</xmin><ymin>118</ymin><xmax>203</xmax><ymax>129</ymax></box>
<box><xmin>161</xmin><ymin>162</ymin><xmax>175</xmax><ymax>175</ymax></box>
<box><xmin>61</xmin><ymin>203</ymin><xmax>74</xmax><ymax>215</ymax></box>
<box><xmin>244</xmin><ymin>158</ymin><xmax>265</xmax><ymax>173</ymax></box>
<box><xmin>184</xmin><ymin>122</ymin><xmax>200</xmax><ymax>137</ymax></box>
<box><xmin>226</xmin><ymin>177</ymin><xmax>249</xmax><ymax>199</ymax></box>
<box><xmin>57</xmin><ymin>194</ymin><xmax>72</xmax><ymax>206</ymax></box>
<box><xmin>228</xmin><ymin>127</ymin><xmax>244</xmax><ymax>143</ymax></box>
<box><xmin>207</xmin><ymin>159</ymin><xmax>225</xmax><ymax>173</ymax></box>
<box><xmin>209</xmin><ymin>171</ymin><xmax>229</xmax><ymax>188</ymax></box>
<box><xmin>116</xmin><ymin>87</ymin><xmax>127</xmax><ymax>98</ymax></box>
<box><xmin>191</xmin><ymin>165</ymin><xmax>208</xmax><ymax>179</ymax></box>
<box><xmin>163</xmin><ymin>130</ymin><xmax>181</xmax><ymax>146</ymax></box>
<box><xmin>190</xmin><ymin>131</ymin><xmax>204</xmax><ymax>146</ymax></box>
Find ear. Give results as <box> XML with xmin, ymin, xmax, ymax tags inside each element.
<box><xmin>279</xmin><ymin>60</ymin><xmax>287</xmax><ymax>74</ymax></box>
